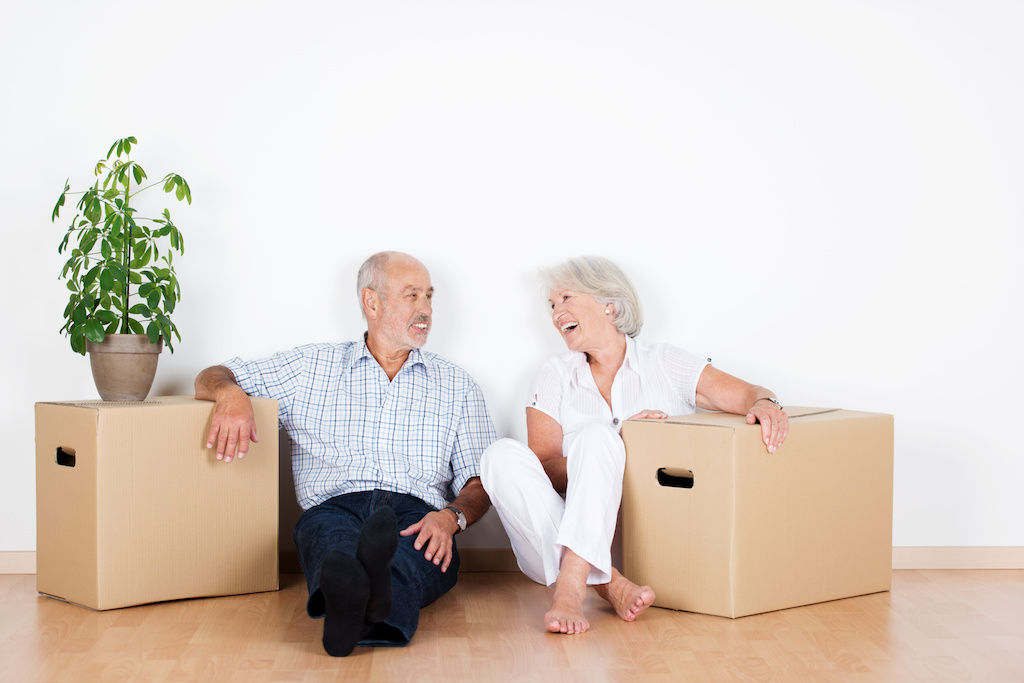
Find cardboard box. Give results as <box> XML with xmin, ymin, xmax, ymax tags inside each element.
<box><xmin>35</xmin><ymin>396</ymin><xmax>279</xmax><ymax>610</ymax></box>
<box><xmin>621</xmin><ymin>407</ymin><xmax>893</xmax><ymax>618</ymax></box>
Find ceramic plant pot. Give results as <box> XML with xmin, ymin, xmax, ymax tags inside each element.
<box><xmin>86</xmin><ymin>334</ymin><xmax>163</xmax><ymax>401</ymax></box>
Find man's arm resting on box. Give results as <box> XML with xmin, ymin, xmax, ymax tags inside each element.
<box><xmin>399</xmin><ymin>476</ymin><xmax>490</xmax><ymax>573</ymax></box>
<box><xmin>195</xmin><ymin>365</ymin><xmax>259</xmax><ymax>463</ymax></box>
<box><xmin>695</xmin><ymin>365</ymin><xmax>789</xmax><ymax>453</ymax></box>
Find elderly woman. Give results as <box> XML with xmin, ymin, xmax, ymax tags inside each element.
<box><xmin>480</xmin><ymin>256</ymin><xmax>789</xmax><ymax>635</ymax></box>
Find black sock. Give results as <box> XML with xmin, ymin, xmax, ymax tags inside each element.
<box><xmin>356</xmin><ymin>505</ymin><xmax>398</xmax><ymax>624</ymax></box>
<box><xmin>319</xmin><ymin>550</ymin><xmax>370</xmax><ymax>657</ymax></box>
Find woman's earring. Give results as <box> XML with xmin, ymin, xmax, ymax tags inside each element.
<box><xmin>605</xmin><ymin>308</ymin><xmax>611</xmax><ymax>315</ymax></box>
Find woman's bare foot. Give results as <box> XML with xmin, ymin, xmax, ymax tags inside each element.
<box><xmin>595</xmin><ymin>569</ymin><xmax>655</xmax><ymax>622</ymax></box>
<box><xmin>544</xmin><ymin>582</ymin><xmax>589</xmax><ymax>634</ymax></box>
<box><xmin>544</xmin><ymin>549</ymin><xmax>591</xmax><ymax>634</ymax></box>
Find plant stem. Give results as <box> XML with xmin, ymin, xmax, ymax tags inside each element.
<box><xmin>122</xmin><ymin>163</ymin><xmax>131</xmax><ymax>334</ymax></box>
<box><xmin>128</xmin><ymin>180</ymin><xmax>163</xmax><ymax>197</ymax></box>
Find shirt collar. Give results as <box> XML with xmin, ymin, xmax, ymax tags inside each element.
<box><xmin>623</xmin><ymin>334</ymin><xmax>642</xmax><ymax>375</ymax></box>
<box><xmin>568</xmin><ymin>335</ymin><xmax>640</xmax><ymax>386</ymax></box>
<box><xmin>352</xmin><ymin>334</ymin><xmax>431</xmax><ymax>378</ymax></box>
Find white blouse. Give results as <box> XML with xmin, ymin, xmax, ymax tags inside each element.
<box><xmin>527</xmin><ymin>335</ymin><xmax>709</xmax><ymax>436</ymax></box>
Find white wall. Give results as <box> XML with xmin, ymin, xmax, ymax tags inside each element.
<box><xmin>3</xmin><ymin>1</ymin><xmax>1022</xmax><ymax>552</ymax></box>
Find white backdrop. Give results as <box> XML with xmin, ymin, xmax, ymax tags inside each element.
<box><xmin>3</xmin><ymin>1</ymin><xmax>1022</xmax><ymax>552</ymax></box>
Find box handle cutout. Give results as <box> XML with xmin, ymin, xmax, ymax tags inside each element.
<box><xmin>56</xmin><ymin>447</ymin><xmax>76</xmax><ymax>468</ymax></box>
<box><xmin>657</xmin><ymin>467</ymin><xmax>693</xmax><ymax>489</ymax></box>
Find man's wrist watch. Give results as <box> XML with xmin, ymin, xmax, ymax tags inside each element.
<box><xmin>445</xmin><ymin>506</ymin><xmax>467</xmax><ymax>533</ymax></box>
<box><xmin>756</xmin><ymin>397</ymin><xmax>783</xmax><ymax>410</ymax></box>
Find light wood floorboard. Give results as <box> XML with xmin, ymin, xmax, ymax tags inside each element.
<box><xmin>2</xmin><ymin>570</ymin><xmax>1023</xmax><ymax>682</ymax></box>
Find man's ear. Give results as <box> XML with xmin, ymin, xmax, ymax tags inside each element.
<box><xmin>362</xmin><ymin>287</ymin><xmax>380</xmax><ymax>320</ymax></box>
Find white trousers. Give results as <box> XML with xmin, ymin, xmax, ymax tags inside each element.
<box><xmin>480</xmin><ymin>423</ymin><xmax>625</xmax><ymax>586</ymax></box>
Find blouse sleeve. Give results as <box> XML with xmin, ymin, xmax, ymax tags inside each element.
<box><xmin>659</xmin><ymin>344</ymin><xmax>710</xmax><ymax>411</ymax></box>
<box><xmin>526</xmin><ymin>356</ymin><xmax>565</xmax><ymax>423</ymax></box>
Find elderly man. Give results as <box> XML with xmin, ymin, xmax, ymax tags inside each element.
<box><xmin>195</xmin><ymin>251</ymin><xmax>496</xmax><ymax>656</ymax></box>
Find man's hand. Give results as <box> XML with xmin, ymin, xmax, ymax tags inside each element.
<box><xmin>205</xmin><ymin>386</ymin><xmax>258</xmax><ymax>463</ymax></box>
<box><xmin>746</xmin><ymin>401</ymin><xmax>789</xmax><ymax>454</ymax></box>
<box><xmin>400</xmin><ymin>510</ymin><xmax>459</xmax><ymax>572</ymax></box>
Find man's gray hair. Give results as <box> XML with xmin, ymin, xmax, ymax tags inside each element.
<box><xmin>541</xmin><ymin>256</ymin><xmax>643</xmax><ymax>338</ymax></box>
<box><xmin>356</xmin><ymin>251</ymin><xmax>393</xmax><ymax>318</ymax></box>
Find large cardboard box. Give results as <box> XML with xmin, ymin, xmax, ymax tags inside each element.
<box><xmin>35</xmin><ymin>396</ymin><xmax>279</xmax><ymax>610</ymax></box>
<box><xmin>621</xmin><ymin>407</ymin><xmax>893</xmax><ymax>618</ymax></box>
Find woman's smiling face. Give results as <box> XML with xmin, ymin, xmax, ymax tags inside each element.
<box><xmin>548</xmin><ymin>288</ymin><xmax>617</xmax><ymax>354</ymax></box>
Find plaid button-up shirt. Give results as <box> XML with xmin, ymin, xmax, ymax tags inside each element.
<box><xmin>224</xmin><ymin>340</ymin><xmax>497</xmax><ymax>511</ymax></box>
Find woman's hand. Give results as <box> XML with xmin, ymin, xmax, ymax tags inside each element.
<box><xmin>627</xmin><ymin>409</ymin><xmax>668</xmax><ymax>421</ymax></box>
<box><xmin>745</xmin><ymin>401</ymin><xmax>789</xmax><ymax>454</ymax></box>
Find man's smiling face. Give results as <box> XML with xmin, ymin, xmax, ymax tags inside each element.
<box><xmin>371</xmin><ymin>254</ymin><xmax>434</xmax><ymax>353</ymax></box>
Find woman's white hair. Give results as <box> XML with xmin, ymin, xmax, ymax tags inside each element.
<box><xmin>541</xmin><ymin>256</ymin><xmax>643</xmax><ymax>338</ymax></box>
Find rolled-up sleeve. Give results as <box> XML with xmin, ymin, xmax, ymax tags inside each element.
<box><xmin>222</xmin><ymin>349</ymin><xmax>304</xmax><ymax>426</ymax></box>
<box><xmin>526</xmin><ymin>357</ymin><xmax>564</xmax><ymax>422</ymax></box>
<box><xmin>449</xmin><ymin>380</ymin><xmax>497</xmax><ymax>497</ymax></box>
<box><xmin>659</xmin><ymin>344</ymin><xmax>709</xmax><ymax>411</ymax></box>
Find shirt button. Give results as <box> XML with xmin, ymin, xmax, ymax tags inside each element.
<box><xmin>612</xmin><ymin>417</ymin><xmax>620</xmax><ymax>425</ymax></box>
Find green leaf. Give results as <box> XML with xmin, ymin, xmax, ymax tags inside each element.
<box><xmin>106</xmin><ymin>140</ymin><xmax>118</xmax><ymax>159</ymax></box>
<box><xmin>99</xmin><ymin>268</ymin><xmax>115</xmax><ymax>292</ymax></box>
<box><xmin>146</xmin><ymin>321</ymin><xmax>161</xmax><ymax>344</ymax></box>
<box><xmin>96</xmin><ymin>310</ymin><xmax>118</xmax><ymax>324</ymax></box>
<box><xmin>127</xmin><ymin>136</ymin><xmax>137</xmax><ymax>144</ymax></box>
<box><xmin>105</xmin><ymin>321</ymin><xmax>119</xmax><ymax>334</ymax></box>
<box><xmin>102</xmin><ymin>188</ymin><xmax>119</xmax><ymax>199</ymax></box>
<box><xmin>80</xmin><ymin>230</ymin><xmax>98</xmax><ymax>255</ymax></box>
<box><xmin>129</xmin><ymin>303</ymin><xmax>151</xmax><ymax>316</ymax></box>
<box><xmin>116</xmin><ymin>140</ymin><xmax>124</xmax><ymax>157</ymax></box>
<box><xmin>129</xmin><ymin>270</ymin><xmax>142</xmax><ymax>285</ymax></box>
<box><xmin>123</xmin><ymin>138</ymin><xmax>132</xmax><ymax>155</ymax></box>
<box><xmin>83</xmin><ymin>264</ymin><xmax>101</xmax><ymax>289</ymax></box>
<box><xmin>100</xmin><ymin>240</ymin><xmax>112</xmax><ymax>260</ymax></box>
<box><xmin>175</xmin><ymin>183</ymin><xmax>184</xmax><ymax>201</ymax></box>
<box><xmin>147</xmin><ymin>290</ymin><xmax>160</xmax><ymax>310</ymax></box>
<box><xmin>52</xmin><ymin>183</ymin><xmax>68</xmax><ymax>221</ymax></box>
<box><xmin>85</xmin><ymin>198</ymin><xmax>102</xmax><ymax>225</ymax></box>
<box><xmin>83</xmin><ymin>318</ymin><xmax>105</xmax><ymax>343</ymax></box>
<box><xmin>138</xmin><ymin>283</ymin><xmax>154</xmax><ymax>297</ymax></box>
<box><xmin>71</xmin><ymin>326</ymin><xmax>86</xmax><ymax>355</ymax></box>
<box><xmin>127</xmin><ymin>318</ymin><xmax>144</xmax><ymax>334</ymax></box>
<box><xmin>132</xmin><ymin>164</ymin><xmax>143</xmax><ymax>184</ymax></box>
<box><xmin>72</xmin><ymin>303</ymin><xmax>87</xmax><ymax>324</ymax></box>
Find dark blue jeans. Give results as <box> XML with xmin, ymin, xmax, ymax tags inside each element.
<box><xmin>293</xmin><ymin>489</ymin><xmax>460</xmax><ymax>647</ymax></box>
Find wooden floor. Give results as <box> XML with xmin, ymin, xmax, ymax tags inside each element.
<box><xmin>3</xmin><ymin>571</ymin><xmax>1024</xmax><ymax>682</ymax></box>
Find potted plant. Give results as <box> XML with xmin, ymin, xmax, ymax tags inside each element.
<box><xmin>52</xmin><ymin>136</ymin><xmax>191</xmax><ymax>400</ymax></box>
